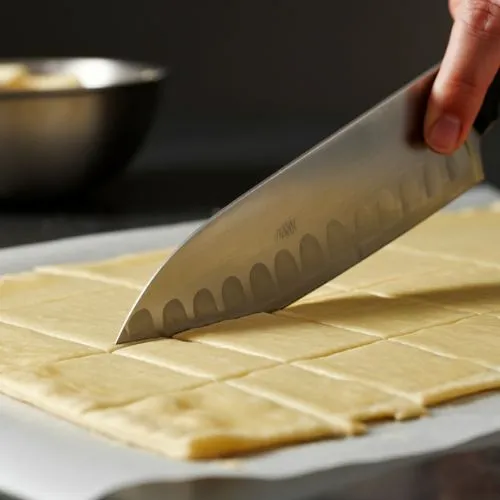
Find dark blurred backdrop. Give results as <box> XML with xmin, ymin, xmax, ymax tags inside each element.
<box><xmin>2</xmin><ymin>1</ymin><xmax>499</xmax><ymax>199</ymax></box>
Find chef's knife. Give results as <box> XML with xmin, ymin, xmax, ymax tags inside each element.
<box><xmin>116</xmin><ymin>64</ymin><xmax>499</xmax><ymax>344</ymax></box>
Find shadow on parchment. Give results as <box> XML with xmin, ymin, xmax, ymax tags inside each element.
<box><xmin>98</xmin><ymin>436</ymin><xmax>500</xmax><ymax>500</ymax></box>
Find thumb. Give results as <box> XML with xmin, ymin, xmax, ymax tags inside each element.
<box><xmin>425</xmin><ymin>0</ymin><xmax>500</xmax><ymax>154</ymax></box>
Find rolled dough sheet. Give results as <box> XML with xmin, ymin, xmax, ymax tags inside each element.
<box><xmin>0</xmin><ymin>353</ymin><xmax>205</xmax><ymax>414</ymax></box>
<box><xmin>0</xmin><ymin>285</ymin><xmax>139</xmax><ymax>351</ymax></box>
<box><xmin>2</xmin><ymin>208</ymin><xmax>500</xmax><ymax>461</ymax></box>
<box><xmin>0</xmin><ymin>322</ymin><xmax>97</xmax><ymax>372</ymax></box>
<box><xmin>117</xmin><ymin>338</ymin><xmax>277</xmax><ymax>379</ymax></box>
<box><xmin>392</xmin><ymin>210</ymin><xmax>500</xmax><ymax>265</ymax></box>
<box><xmin>278</xmin><ymin>292</ymin><xmax>473</xmax><ymax>338</ymax></box>
<box><xmin>0</xmin><ymin>272</ymin><xmax>107</xmax><ymax>310</ymax></box>
<box><xmin>37</xmin><ymin>248</ymin><xmax>175</xmax><ymax>289</ymax></box>
<box><xmin>295</xmin><ymin>342</ymin><xmax>500</xmax><ymax>405</ymax></box>
<box><xmin>83</xmin><ymin>383</ymin><xmax>333</xmax><ymax>460</ymax></box>
<box><xmin>393</xmin><ymin>315</ymin><xmax>500</xmax><ymax>370</ymax></box>
<box><xmin>176</xmin><ymin>313</ymin><xmax>376</xmax><ymax>362</ymax></box>
<box><xmin>366</xmin><ymin>264</ymin><xmax>500</xmax><ymax>314</ymax></box>
<box><xmin>330</xmin><ymin>247</ymin><xmax>457</xmax><ymax>290</ymax></box>
<box><xmin>228</xmin><ymin>364</ymin><xmax>423</xmax><ymax>426</ymax></box>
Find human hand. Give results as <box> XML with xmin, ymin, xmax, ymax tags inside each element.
<box><xmin>424</xmin><ymin>0</ymin><xmax>500</xmax><ymax>154</ymax></box>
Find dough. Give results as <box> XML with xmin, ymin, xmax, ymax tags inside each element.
<box><xmin>0</xmin><ymin>272</ymin><xmax>106</xmax><ymax>310</ymax></box>
<box><xmin>118</xmin><ymin>338</ymin><xmax>277</xmax><ymax>379</ymax></box>
<box><xmin>38</xmin><ymin>248</ymin><xmax>175</xmax><ymax>289</ymax></box>
<box><xmin>1</xmin><ymin>208</ymin><xmax>500</xmax><ymax>460</ymax></box>
<box><xmin>331</xmin><ymin>247</ymin><xmax>453</xmax><ymax>290</ymax></box>
<box><xmin>177</xmin><ymin>313</ymin><xmax>375</xmax><ymax>362</ymax></box>
<box><xmin>394</xmin><ymin>315</ymin><xmax>500</xmax><ymax>370</ymax></box>
<box><xmin>84</xmin><ymin>383</ymin><xmax>333</xmax><ymax>460</ymax></box>
<box><xmin>0</xmin><ymin>285</ymin><xmax>139</xmax><ymax>350</ymax></box>
<box><xmin>0</xmin><ymin>322</ymin><xmax>97</xmax><ymax>372</ymax></box>
<box><xmin>295</xmin><ymin>341</ymin><xmax>500</xmax><ymax>405</ymax></box>
<box><xmin>0</xmin><ymin>353</ymin><xmax>204</xmax><ymax>415</ymax></box>
<box><xmin>289</xmin><ymin>282</ymin><xmax>345</xmax><ymax>306</ymax></box>
<box><xmin>279</xmin><ymin>292</ymin><xmax>472</xmax><ymax>338</ymax></box>
<box><xmin>393</xmin><ymin>211</ymin><xmax>500</xmax><ymax>265</ymax></box>
<box><xmin>228</xmin><ymin>364</ymin><xmax>423</xmax><ymax>428</ymax></box>
<box><xmin>367</xmin><ymin>264</ymin><xmax>500</xmax><ymax>314</ymax></box>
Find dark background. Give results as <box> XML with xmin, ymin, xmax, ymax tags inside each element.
<box><xmin>2</xmin><ymin>0</ymin><xmax>500</xmax><ymax>246</ymax></box>
<box><xmin>4</xmin><ymin>1</ymin><xmax>498</xmax><ymax>172</ymax></box>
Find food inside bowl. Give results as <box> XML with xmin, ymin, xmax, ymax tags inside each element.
<box><xmin>0</xmin><ymin>63</ymin><xmax>82</xmax><ymax>91</ymax></box>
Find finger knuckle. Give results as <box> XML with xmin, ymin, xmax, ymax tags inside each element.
<box><xmin>461</xmin><ymin>0</ymin><xmax>500</xmax><ymax>40</ymax></box>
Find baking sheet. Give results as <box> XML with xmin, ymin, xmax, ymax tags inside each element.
<box><xmin>2</xmin><ymin>185</ymin><xmax>500</xmax><ymax>500</ymax></box>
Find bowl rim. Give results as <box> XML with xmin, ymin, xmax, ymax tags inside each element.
<box><xmin>0</xmin><ymin>57</ymin><xmax>168</xmax><ymax>100</ymax></box>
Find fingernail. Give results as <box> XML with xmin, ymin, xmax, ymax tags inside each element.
<box><xmin>427</xmin><ymin>114</ymin><xmax>462</xmax><ymax>153</ymax></box>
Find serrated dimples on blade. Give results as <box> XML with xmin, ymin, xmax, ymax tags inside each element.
<box><xmin>400</xmin><ymin>171</ymin><xmax>424</xmax><ymax>212</ymax></box>
<box><xmin>193</xmin><ymin>289</ymin><xmax>218</xmax><ymax>319</ymax></box>
<box><xmin>326</xmin><ymin>219</ymin><xmax>361</xmax><ymax>269</ymax></box>
<box><xmin>250</xmin><ymin>263</ymin><xmax>277</xmax><ymax>302</ymax></box>
<box><xmin>424</xmin><ymin>159</ymin><xmax>451</xmax><ymax>198</ymax></box>
<box><xmin>274</xmin><ymin>249</ymin><xmax>300</xmax><ymax>290</ymax></box>
<box><xmin>126</xmin><ymin>308</ymin><xmax>156</xmax><ymax>342</ymax></box>
<box><xmin>299</xmin><ymin>233</ymin><xmax>325</xmax><ymax>275</ymax></box>
<box><xmin>222</xmin><ymin>276</ymin><xmax>246</xmax><ymax>313</ymax></box>
<box><xmin>445</xmin><ymin>156</ymin><xmax>459</xmax><ymax>181</ymax></box>
<box><xmin>163</xmin><ymin>299</ymin><xmax>188</xmax><ymax>331</ymax></box>
<box><xmin>377</xmin><ymin>189</ymin><xmax>403</xmax><ymax>226</ymax></box>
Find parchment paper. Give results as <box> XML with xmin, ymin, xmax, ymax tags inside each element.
<box><xmin>2</xmin><ymin>185</ymin><xmax>500</xmax><ymax>500</ymax></box>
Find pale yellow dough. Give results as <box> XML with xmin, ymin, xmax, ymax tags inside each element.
<box><xmin>84</xmin><ymin>384</ymin><xmax>332</xmax><ymax>459</ymax></box>
<box><xmin>0</xmin><ymin>272</ymin><xmax>106</xmax><ymax>310</ymax></box>
<box><xmin>0</xmin><ymin>322</ymin><xmax>97</xmax><ymax>372</ymax></box>
<box><xmin>331</xmin><ymin>247</ymin><xmax>454</xmax><ymax>290</ymax></box>
<box><xmin>177</xmin><ymin>313</ymin><xmax>375</xmax><ymax>361</ymax></box>
<box><xmin>228</xmin><ymin>365</ymin><xmax>423</xmax><ymax>429</ymax></box>
<box><xmin>394</xmin><ymin>315</ymin><xmax>500</xmax><ymax>369</ymax></box>
<box><xmin>38</xmin><ymin>248</ymin><xmax>175</xmax><ymax>289</ymax></box>
<box><xmin>0</xmin><ymin>285</ymin><xmax>139</xmax><ymax>350</ymax></box>
<box><xmin>1</xmin><ymin>208</ymin><xmax>500</xmax><ymax>459</ymax></box>
<box><xmin>366</xmin><ymin>264</ymin><xmax>500</xmax><ymax>314</ymax></box>
<box><xmin>0</xmin><ymin>353</ymin><xmax>204</xmax><ymax>415</ymax></box>
<box><xmin>279</xmin><ymin>292</ymin><xmax>472</xmax><ymax>338</ymax></box>
<box><xmin>393</xmin><ymin>211</ymin><xmax>500</xmax><ymax>265</ymax></box>
<box><xmin>296</xmin><ymin>342</ymin><xmax>500</xmax><ymax>405</ymax></box>
<box><xmin>117</xmin><ymin>338</ymin><xmax>277</xmax><ymax>379</ymax></box>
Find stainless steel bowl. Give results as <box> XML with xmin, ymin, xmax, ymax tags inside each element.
<box><xmin>0</xmin><ymin>58</ymin><xmax>166</xmax><ymax>200</ymax></box>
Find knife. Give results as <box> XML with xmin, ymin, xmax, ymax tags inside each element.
<box><xmin>116</xmin><ymin>64</ymin><xmax>499</xmax><ymax>344</ymax></box>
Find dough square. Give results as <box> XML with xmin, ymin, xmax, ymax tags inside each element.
<box><xmin>0</xmin><ymin>272</ymin><xmax>106</xmax><ymax>310</ymax></box>
<box><xmin>295</xmin><ymin>341</ymin><xmax>500</xmax><ymax>406</ymax></box>
<box><xmin>176</xmin><ymin>313</ymin><xmax>375</xmax><ymax>362</ymax></box>
<box><xmin>228</xmin><ymin>365</ymin><xmax>422</xmax><ymax>431</ymax></box>
<box><xmin>117</xmin><ymin>338</ymin><xmax>277</xmax><ymax>379</ymax></box>
<box><xmin>38</xmin><ymin>248</ymin><xmax>174</xmax><ymax>289</ymax></box>
<box><xmin>393</xmin><ymin>212</ymin><xmax>500</xmax><ymax>265</ymax></box>
<box><xmin>279</xmin><ymin>293</ymin><xmax>471</xmax><ymax>338</ymax></box>
<box><xmin>0</xmin><ymin>285</ymin><xmax>139</xmax><ymax>350</ymax></box>
<box><xmin>0</xmin><ymin>353</ymin><xmax>204</xmax><ymax>415</ymax></box>
<box><xmin>85</xmin><ymin>383</ymin><xmax>332</xmax><ymax>459</ymax></box>
<box><xmin>395</xmin><ymin>315</ymin><xmax>500</xmax><ymax>369</ymax></box>
<box><xmin>331</xmin><ymin>248</ymin><xmax>450</xmax><ymax>290</ymax></box>
<box><xmin>0</xmin><ymin>322</ymin><xmax>98</xmax><ymax>372</ymax></box>
<box><xmin>367</xmin><ymin>265</ymin><xmax>500</xmax><ymax>314</ymax></box>
<box><xmin>290</xmin><ymin>282</ymin><xmax>345</xmax><ymax>306</ymax></box>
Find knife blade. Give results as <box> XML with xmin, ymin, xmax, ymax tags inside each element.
<box><xmin>116</xmin><ymin>64</ymin><xmax>494</xmax><ymax>344</ymax></box>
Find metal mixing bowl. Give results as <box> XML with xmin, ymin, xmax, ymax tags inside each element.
<box><xmin>0</xmin><ymin>58</ymin><xmax>166</xmax><ymax>200</ymax></box>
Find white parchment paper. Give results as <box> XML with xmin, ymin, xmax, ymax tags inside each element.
<box><xmin>2</xmin><ymin>185</ymin><xmax>500</xmax><ymax>500</ymax></box>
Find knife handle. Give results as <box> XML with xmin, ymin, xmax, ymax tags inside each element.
<box><xmin>473</xmin><ymin>71</ymin><xmax>500</xmax><ymax>135</ymax></box>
